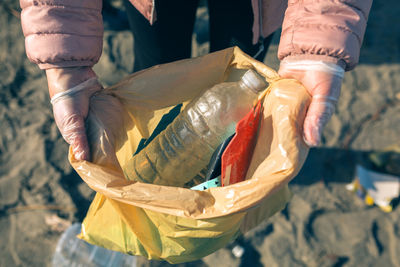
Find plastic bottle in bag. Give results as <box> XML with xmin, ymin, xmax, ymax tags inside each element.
<box><xmin>52</xmin><ymin>223</ymin><xmax>137</xmax><ymax>267</ymax></box>
<box><xmin>123</xmin><ymin>69</ymin><xmax>267</xmax><ymax>186</ymax></box>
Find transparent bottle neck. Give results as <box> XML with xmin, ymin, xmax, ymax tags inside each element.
<box><xmin>238</xmin><ymin>80</ymin><xmax>260</xmax><ymax>94</ymax></box>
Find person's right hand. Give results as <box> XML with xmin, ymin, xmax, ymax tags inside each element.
<box><xmin>46</xmin><ymin>67</ymin><xmax>102</xmax><ymax>161</ymax></box>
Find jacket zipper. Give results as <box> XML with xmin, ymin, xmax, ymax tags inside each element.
<box><xmin>150</xmin><ymin>0</ymin><xmax>156</xmax><ymax>24</ymax></box>
<box><xmin>253</xmin><ymin>0</ymin><xmax>265</xmax><ymax>59</ymax></box>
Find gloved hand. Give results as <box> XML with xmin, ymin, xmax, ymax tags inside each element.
<box><xmin>46</xmin><ymin>67</ymin><xmax>102</xmax><ymax>160</ymax></box>
<box><xmin>278</xmin><ymin>60</ymin><xmax>344</xmax><ymax>146</ymax></box>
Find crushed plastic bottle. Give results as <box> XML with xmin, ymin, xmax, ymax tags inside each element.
<box><xmin>123</xmin><ymin>69</ymin><xmax>267</xmax><ymax>187</ymax></box>
<box><xmin>52</xmin><ymin>223</ymin><xmax>137</xmax><ymax>267</ymax></box>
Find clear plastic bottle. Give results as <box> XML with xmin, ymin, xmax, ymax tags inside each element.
<box><xmin>52</xmin><ymin>223</ymin><xmax>137</xmax><ymax>267</ymax></box>
<box><xmin>123</xmin><ymin>69</ymin><xmax>266</xmax><ymax>186</ymax></box>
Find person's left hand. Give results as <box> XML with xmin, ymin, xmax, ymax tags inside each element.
<box><xmin>278</xmin><ymin>60</ymin><xmax>344</xmax><ymax>146</ymax></box>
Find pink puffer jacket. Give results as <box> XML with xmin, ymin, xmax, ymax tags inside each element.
<box><xmin>20</xmin><ymin>0</ymin><xmax>372</xmax><ymax>71</ymax></box>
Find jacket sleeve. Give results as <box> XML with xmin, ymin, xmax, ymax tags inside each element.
<box><xmin>278</xmin><ymin>0</ymin><xmax>373</xmax><ymax>71</ymax></box>
<box><xmin>20</xmin><ymin>0</ymin><xmax>103</xmax><ymax>70</ymax></box>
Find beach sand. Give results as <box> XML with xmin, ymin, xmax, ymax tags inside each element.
<box><xmin>1</xmin><ymin>0</ymin><xmax>400</xmax><ymax>266</ymax></box>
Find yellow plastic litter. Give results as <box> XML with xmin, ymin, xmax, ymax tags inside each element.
<box><xmin>70</xmin><ymin>47</ymin><xmax>311</xmax><ymax>263</ymax></box>
<box><xmin>365</xmin><ymin>195</ymin><xmax>375</xmax><ymax>206</ymax></box>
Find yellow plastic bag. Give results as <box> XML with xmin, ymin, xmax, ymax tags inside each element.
<box><xmin>71</xmin><ymin>47</ymin><xmax>311</xmax><ymax>263</ymax></box>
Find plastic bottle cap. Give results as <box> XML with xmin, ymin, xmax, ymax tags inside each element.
<box><xmin>241</xmin><ymin>69</ymin><xmax>267</xmax><ymax>93</ymax></box>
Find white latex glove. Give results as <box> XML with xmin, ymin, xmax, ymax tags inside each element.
<box><xmin>278</xmin><ymin>60</ymin><xmax>344</xmax><ymax>146</ymax></box>
<box><xmin>46</xmin><ymin>67</ymin><xmax>102</xmax><ymax>160</ymax></box>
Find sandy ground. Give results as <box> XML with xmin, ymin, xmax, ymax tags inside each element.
<box><xmin>1</xmin><ymin>0</ymin><xmax>400</xmax><ymax>266</ymax></box>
